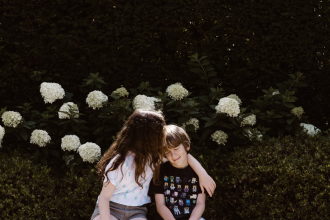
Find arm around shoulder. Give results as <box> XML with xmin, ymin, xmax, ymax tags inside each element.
<box><xmin>187</xmin><ymin>154</ymin><xmax>216</xmax><ymax>197</ymax></box>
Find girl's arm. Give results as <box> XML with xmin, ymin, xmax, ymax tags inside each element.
<box><xmin>189</xmin><ymin>193</ymin><xmax>206</xmax><ymax>220</ymax></box>
<box><xmin>155</xmin><ymin>194</ymin><xmax>176</xmax><ymax>220</ymax></box>
<box><xmin>187</xmin><ymin>154</ymin><xmax>216</xmax><ymax>197</ymax></box>
<box><xmin>98</xmin><ymin>181</ymin><xmax>116</xmax><ymax>220</ymax></box>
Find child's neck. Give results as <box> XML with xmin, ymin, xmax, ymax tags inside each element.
<box><xmin>170</xmin><ymin>159</ymin><xmax>188</xmax><ymax>169</ymax></box>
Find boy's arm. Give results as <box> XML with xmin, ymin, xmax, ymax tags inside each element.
<box><xmin>189</xmin><ymin>193</ymin><xmax>206</xmax><ymax>220</ymax></box>
<box><xmin>155</xmin><ymin>194</ymin><xmax>176</xmax><ymax>220</ymax></box>
<box><xmin>187</xmin><ymin>154</ymin><xmax>216</xmax><ymax>197</ymax></box>
<box><xmin>98</xmin><ymin>181</ymin><xmax>116</xmax><ymax>220</ymax></box>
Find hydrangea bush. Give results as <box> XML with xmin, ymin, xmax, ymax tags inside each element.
<box><xmin>0</xmin><ymin>53</ymin><xmax>316</xmax><ymax>167</ymax></box>
<box><xmin>0</xmin><ymin>125</ymin><xmax>4</xmax><ymax>147</ymax></box>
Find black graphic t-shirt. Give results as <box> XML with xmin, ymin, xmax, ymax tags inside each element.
<box><xmin>148</xmin><ymin>161</ymin><xmax>202</xmax><ymax>219</ymax></box>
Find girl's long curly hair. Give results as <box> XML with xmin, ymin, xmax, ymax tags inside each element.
<box><xmin>97</xmin><ymin>109</ymin><xmax>165</xmax><ymax>187</ymax></box>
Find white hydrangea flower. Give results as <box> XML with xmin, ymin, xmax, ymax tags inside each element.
<box><xmin>243</xmin><ymin>128</ymin><xmax>262</xmax><ymax>141</ymax></box>
<box><xmin>112</xmin><ymin>87</ymin><xmax>129</xmax><ymax>97</ymax></box>
<box><xmin>211</xmin><ymin>130</ymin><xmax>228</xmax><ymax>145</ymax></box>
<box><xmin>241</xmin><ymin>114</ymin><xmax>257</xmax><ymax>127</ymax></box>
<box><xmin>182</xmin><ymin>118</ymin><xmax>199</xmax><ymax>132</ymax></box>
<box><xmin>40</xmin><ymin>82</ymin><xmax>65</xmax><ymax>104</ymax></box>
<box><xmin>58</xmin><ymin>102</ymin><xmax>79</xmax><ymax>119</ymax></box>
<box><xmin>1</xmin><ymin>111</ymin><xmax>22</xmax><ymax>128</ymax></box>
<box><xmin>132</xmin><ymin>94</ymin><xmax>161</xmax><ymax>110</ymax></box>
<box><xmin>215</xmin><ymin>97</ymin><xmax>240</xmax><ymax>117</ymax></box>
<box><xmin>30</xmin><ymin>129</ymin><xmax>51</xmax><ymax>147</ymax></box>
<box><xmin>226</xmin><ymin>94</ymin><xmax>242</xmax><ymax>105</ymax></box>
<box><xmin>0</xmin><ymin>125</ymin><xmax>5</xmax><ymax>148</ymax></box>
<box><xmin>166</xmin><ymin>83</ymin><xmax>189</xmax><ymax>100</ymax></box>
<box><xmin>61</xmin><ymin>135</ymin><xmax>81</xmax><ymax>151</ymax></box>
<box><xmin>272</xmin><ymin>90</ymin><xmax>280</xmax><ymax>95</ymax></box>
<box><xmin>291</xmin><ymin>107</ymin><xmax>304</xmax><ymax>120</ymax></box>
<box><xmin>78</xmin><ymin>142</ymin><xmax>101</xmax><ymax>163</ymax></box>
<box><xmin>300</xmin><ymin>123</ymin><xmax>321</xmax><ymax>136</ymax></box>
<box><xmin>86</xmin><ymin>90</ymin><xmax>108</xmax><ymax>109</ymax></box>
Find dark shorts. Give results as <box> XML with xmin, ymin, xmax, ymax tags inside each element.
<box><xmin>91</xmin><ymin>201</ymin><xmax>148</xmax><ymax>220</ymax></box>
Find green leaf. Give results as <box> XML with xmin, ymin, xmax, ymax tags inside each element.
<box><xmin>286</xmin><ymin>117</ymin><xmax>295</xmax><ymax>125</ymax></box>
<box><xmin>85</xmin><ymin>78</ymin><xmax>94</xmax><ymax>85</ymax></box>
<box><xmin>20</xmin><ymin>128</ymin><xmax>28</xmax><ymax>141</ymax></box>
<box><xmin>199</xmin><ymin>96</ymin><xmax>209</xmax><ymax>102</ymax></box>
<box><xmin>205</xmin><ymin>117</ymin><xmax>218</xmax><ymax>128</ymax></box>
<box><xmin>210</xmin><ymin>87</ymin><xmax>216</xmax><ymax>93</ymax></box>
<box><xmin>190</xmin><ymin>67</ymin><xmax>204</xmax><ymax>74</ymax></box>
<box><xmin>178</xmin><ymin>117</ymin><xmax>189</xmax><ymax>125</ymax></box>
<box><xmin>96</xmin><ymin>78</ymin><xmax>106</xmax><ymax>84</ymax></box>
<box><xmin>202</xmin><ymin>59</ymin><xmax>210</xmax><ymax>66</ymax></box>
<box><xmin>130</xmin><ymin>88</ymin><xmax>138</xmax><ymax>95</ymax></box>
<box><xmin>284</xmin><ymin>103</ymin><xmax>295</xmax><ymax>108</ymax></box>
<box><xmin>93</xmin><ymin>127</ymin><xmax>105</xmax><ymax>135</ymax></box>
<box><xmin>201</xmin><ymin>117</ymin><xmax>210</xmax><ymax>121</ymax></box>
<box><xmin>188</xmin><ymin>111</ymin><xmax>199</xmax><ymax>115</ymax></box>
<box><xmin>199</xmin><ymin>129</ymin><xmax>213</xmax><ymax>144</ymax></box>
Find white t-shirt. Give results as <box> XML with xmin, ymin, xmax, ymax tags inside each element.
<box><xmin>97</xmin><ymin>153</ymin><xmax>152</xmax><ymax>206</ymax></box>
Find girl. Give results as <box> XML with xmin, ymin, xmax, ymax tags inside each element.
<box><xmin>91</xmin><ymin>109</ymin><xmax>215</xmax><ymax>220</ymax></box>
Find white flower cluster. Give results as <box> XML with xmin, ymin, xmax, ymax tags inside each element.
<box><xmin>166</xmin><ymin>83</ymin><xmax>189</xmax><ymax>100</ymax></box>
<box><xmin>40</xmin><ymin>82</ymin><xmax>65</xmax><ymax>104</ymax></box>
<box><xmin>226</xmin><ymin>94</ymin><xmax>242</xmax><ymax>104</ymax></box>
<box><xmin>215</xmin><ymin>97</ymin><xmax>240</xmax><ymax>117</ymax></box>
<box><xmin>1</xmin><ymin>111</ymin><xmax>22</xmax><ymax>128</ymax></box>
<box><xmin>112</xmin><ymin>87</ymin><xmax>129</xmax><ymax>97</ymax></box>
<box><xmin>30</xmin><ymin>129</ymin><xmax>51</xmax><ymax>147</ymax></box>
<box><xmin>86</xmin><ymin>91</ymin><xmax>108</xmax><ymax>109</ymax></box>
<box><xmin>211</xmin><ymin>130</ymin><xmax>228</xmax><ymax>145</ymax></box>
<box><xmin>291</xmin><ymin>107</ymin><xmax>304</xmax><ymax>120</ymax></box>
<box><xmin>78</xmin><ymin>142</ymin><xmax>101</xmax><ymax>163</ymax></box>
<box><xmin>61</xmin><ymin>135</ymin><xmax>81</xmax><ymax>151</ymax></box>
<box><xmin>244</xmin><ymin>128</ymin><xmax>262</xmax><ymax>141</ymax></box>
<box><xmin>241</xmin><ymin>114</ymin><xmax>257</xmax><ymax>127</ymax></box>
<box><xmin>182</xmin><ymin>118</ymin><xmax>199</xmax><ymax>132</ymax></box>
<box><xmin>300</xmin><ymin>123</ymin><xmax>321</xmax><ymax>136</ymax></box>
<box><xmin>132</xmin><ymin>95</ymin><xmax>161</xmax><ymax>110</ymax></box>
<box><xmin>58</xmin><ymin>102</ymin><xmax>79</xmax><ymax>119</ymax></box>
<box><xmin>0</xmin><ymin>125</ymin><xmax>5</xmax><ymax>147</ymax></box>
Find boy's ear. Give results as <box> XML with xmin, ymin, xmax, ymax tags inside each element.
<box><xmin>186</xmin><ymin>144</ymin><xmax>190</xmax><ymax>152</ymax></box>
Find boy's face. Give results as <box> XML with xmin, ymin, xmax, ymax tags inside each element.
<box><xmin>165</xmin><ymin>143</ymin><xmax>189</xmax><ymax>168</ymax></box>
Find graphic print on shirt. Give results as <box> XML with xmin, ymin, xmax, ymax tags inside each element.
<box><xmin>179</xmin><ymin>199</ymin><xmax>184</xmax><ymax>206</ymax></box>
<box><xmin>186</xmin><ymin>199</ymin><xmax>191</xmax><ymax>206</ymax></box>
<box><xmin>165</xmin><ymin>197</ymin><xmax>169</xmax><ymax>203</ymax></box>
<box><xmin>164</xmin><ymin>182</ymin><xmax>168</xmax><ymax>189</ymax></box>
<box><xmin>173</xmin><ymin>205</ymin><xmax>181</xmax><ymax>215</ymax></box>
<box><xmin>170</xmin><ymin>176</ymin><xmax>175</xmax><ymax>182</ymax></box>
<box><xmin>165</xmin><ymin>190</ymin><xmax>170</xmax><ymax>195</ymax></box>
<box><xmin>175</xmin><ymin>177</ymin><xmax>181</xmax><ymax>183</ymax></box>
<box><xmin>190</xmin><ymin>194</ymin><xmax>197</xmax><ymax>199</ymax></box>
<box><xmin>170</xmin><ymin>183</ymin><xmax>175</xmax><ymax>190</ymax></box>
<box><xmin>164</xmin><ymin>176</ymin><xmax>168</xmax><ymax>181</ymax></box>
<box><xmin>192</xmin><ymin>185</ymin><xmax>197</xmax><ymax>192</ymax></box>
<box><xmin>180</xmin><ymin>193</ymin><xmax>187</xmax><ymax>198</ymax></box>
<box><xmin>191</xmin><ymin>177</ymin><xmax>198</xmax><ymax>183</ymax></box>
<box><xmin>172</xmin><ymin>191</ymin><xmax>178</xmax><ymax>197</ymax></box>
<box><xmin>177</xmin><ymin>184</ymin><xmax>182</xmax><ymax>192</ymax></box>
<box><xmin>184</xmin><ymin>207</ymin><xmax>190</xmax><ymax>214</ymax></box>
<box><xmin>184</xmin><ymin>185</ymin><xmax>189</xmax><ymax>192</ymax></box>
<box><xmin>170</xmin><ymin>197</ymin><xmax>177</xmax><ymax>204</ymax></box>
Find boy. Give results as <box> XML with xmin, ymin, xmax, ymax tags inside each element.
<box><xmin>148</xmin><ymin>125</ymin><xmax>206</xmax><ymax>220</ymax></box>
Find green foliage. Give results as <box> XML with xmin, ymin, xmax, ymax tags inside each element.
<box><xmin>0</xmin><ymin>54</ymin><xmax>312</xmax><ymax>167</ymax></box>
<box><xmin>0</xmin><ymin>149</ymin><xmax>101</xmax><ymax>219</ymax></box>
<box><xmin>200</xmin><ymin>132</ymin><xmax>330</xmax><ymax>219</ymax></box>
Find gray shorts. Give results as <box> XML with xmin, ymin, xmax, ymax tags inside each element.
<box><xmin>91</xmin><ymin>201</ymin><xmax>148</xmax><ymax>220</ymax></box>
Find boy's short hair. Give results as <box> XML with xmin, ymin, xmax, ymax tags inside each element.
<box><xmin>164</xmin><ymin>125</ymin><xmax>190</xmax><ymax>151</ymax></box>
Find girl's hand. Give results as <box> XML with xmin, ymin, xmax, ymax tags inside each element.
<box><xmin>199</xmin><ymin>173</ymin><xmax>216</xmax><ymax>197</ymax></box>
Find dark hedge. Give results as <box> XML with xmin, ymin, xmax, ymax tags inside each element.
<box><xmin>1</xmin><ymin>0</ymin><xmax>329</xmax><ymax>131</ymax></box>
